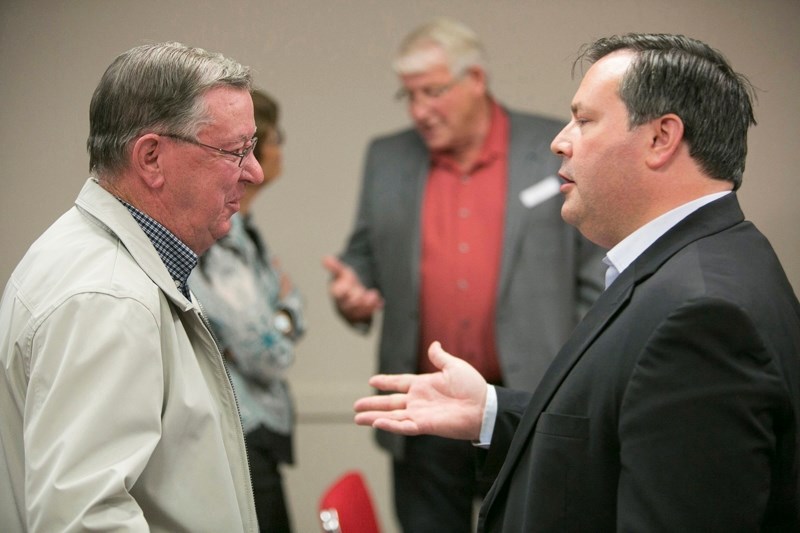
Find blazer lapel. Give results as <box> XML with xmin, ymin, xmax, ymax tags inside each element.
<box><xmin>482</xmin><ymin>267</ymin><xmax>634</xmax><ymax>513</ymax></box>
<box><xmin>406</xmin><ymin>153</ymin><xmax>430</xmax><ymax>296</ymax></box>
<box><xmin>497</xmin><ymin>112</ymin><xmax>560</xmax><ymax>298</ymax></box>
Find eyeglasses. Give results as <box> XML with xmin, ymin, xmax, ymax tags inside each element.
<box><xmin>160</xmin><ymin>133</ymin><xmax>258</xmax><ymax>168</ymax></box>
<box><xmin>394</xmin><ymin>73</ymin><xmax>466</xmax><ymax>105</ymax></box>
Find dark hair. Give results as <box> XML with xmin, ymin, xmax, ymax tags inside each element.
<box><xmin>250</xmin><ymin>89</ymin><xmax>280</xmax><ymax>163</ymax></box>
<box><xmin>87</xmin><ymin>42</ymin><xmax>251</xmax><ymax>177</ymax></box>
<box><xmin>577</xmin><ymin>33</ymin><xmax>756</xmax><ymax>190</ymax></box>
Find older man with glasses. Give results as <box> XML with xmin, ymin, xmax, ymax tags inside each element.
<box><xmin>0</xmin><ymin>42</ymin><xmax>263</xmax><ymax>532</ymax></box>
<box><xmin>323</xmin><ymin>17</ymin><xmax>605</xmax><ymax>533</ymax></box>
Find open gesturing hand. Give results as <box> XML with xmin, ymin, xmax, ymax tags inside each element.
<box><xmin>353</xmin><ymin>342</ymin><xmax>487</xmax><ymax>441</ymax></box>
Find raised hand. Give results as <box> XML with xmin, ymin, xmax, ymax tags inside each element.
<box><xmin>322</xmin><ymin>255</ymin><xmax>384</xmax><ymax>323</ymax></box>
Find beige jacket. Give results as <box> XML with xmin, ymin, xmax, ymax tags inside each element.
<box><xmin>0</xmin><ymin>179</ymin><xmax>258</xmax><ymax>532</ymax></box>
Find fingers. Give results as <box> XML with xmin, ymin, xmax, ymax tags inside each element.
<box><xmin>353</xmin><ymin>393</ymin><xmax>422</xmax><ymax>436</ymax></box>
<box><xmin>367</xmin><ymin>373</ymin><xmax>413</xmax><ymax>393</ymax></box>
<box><xmin>361</xmin><ymin>288</ymin><xmax>384</xmax><ymax>310</ymax></box>
<box><xmin>353</xmin><ymin>392</ymin><xmax>420</xmax><ymax>435</ymax></box>
<box><xmin>337</xmin><ymin>288</ymin><xmax>383</xmax><ymax>321</ymax></box>
<box><xmin>324</xmin><ymin>256</ymin><xmax>362</xmax><ymax>302</ymax></box>
<box><xmin>427</xmin><ymin>340</ymin><xmax>454</xmax><ymax>370</ymax></box>
<box><xmin>354</xmin><ymin>392</ymin><xmax>406</xmax><ymax>412</ymax></box>
<box><xmin>321</xmin><ymin>255</ymin><xmax>343</xmax><ymax>275</ymax></box>
<box><xmin>322</xmin><ymin>257</ymin><xmax>384</xmax><ymax>321</ymax></box>
<box><xmin>353</xmin><ymin>411</ymin><xmax>420</xmax><ymax>436</ymax></box>
<box><xmin>322</xmin><ymin>256</ymin><xmax>359</xmax><ymax>298</ymax></box>
<box><xmin>334</xmin><ymin>280</ymin><xmax>367</xmax><ymax>305</ymax></box>
<box><xmin>372</xmin><ymin>418</ymin><xmax>421</xmax><ymax>436</ymax></box>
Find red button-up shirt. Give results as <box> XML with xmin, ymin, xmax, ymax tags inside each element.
<box><xmin>417</xmin><ymin>101</ymin><xmax>508</xmax><ymax>384</ymax></box>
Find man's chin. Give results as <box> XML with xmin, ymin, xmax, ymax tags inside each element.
<box><xmin>212</xmin><ymin>219</ymin><xmax>234</xmax><ymax>241</ymax></box>
<box><xmin>560</xmin><ymin>203</ymin><xmax>579</xmax><ymax>228</ymax></box>
<box><xmin>419</xmin><ymin>130</ymin><xmax>450</xmax><ymax>151</ymax></box>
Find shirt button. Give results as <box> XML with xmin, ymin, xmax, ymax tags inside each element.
<box><xmin>458</xmin><ymin>208</ymin><xmax>470</xmax><ymax>218</ymax></box>
<box><xmin>458</xmin><ymin>242</ymin><xmax>470</xmax><ymax>253</ymax></box>
<box><xmin>457</xmin><ymin>279</ymin><xmax>469</xmax><ymax>290</ymax></box>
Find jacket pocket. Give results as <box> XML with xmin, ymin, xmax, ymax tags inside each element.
<box><xmin>535</xmin><ymin>412</ymin><xmax>589</xmax><ymax>439</ymax></box>
<box><xmin>523</xmin><ymin>412</ymin><xmax>589</xmax><ymax>532</ymax></box>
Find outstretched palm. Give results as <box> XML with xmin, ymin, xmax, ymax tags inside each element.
<box><xmin>353</xmin><ymin>341</ymin><xmax>487</xmax><ymax>441</ymax></box>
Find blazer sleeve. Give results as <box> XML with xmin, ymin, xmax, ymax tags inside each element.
<box><xmin>617</xmin><ymin>297</ymin><xmax>788</xmax><ymax>531</ymax></box>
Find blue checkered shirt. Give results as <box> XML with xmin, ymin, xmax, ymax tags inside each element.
<box><xmin>118</xmin><ymin>200</ymin><xmax>197</xmax><ymax>299</ymax></box>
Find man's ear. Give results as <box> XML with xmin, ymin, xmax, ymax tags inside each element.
<box><xmin>465</xmin><ymin>65</ymin><xmax>487</xmax><ymax>95</ymax></box>
<box><xmin>645</xmin><ymin>114</ymin><xmax>684</xmax><ymax>170</ymax></box>
<box><xmin>130</xmin><ymin>133</ymin><xmax>166</xmax><ymax>188</ymax></box>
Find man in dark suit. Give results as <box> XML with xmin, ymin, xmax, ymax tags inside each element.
<box><xmin>354</xmin><ymin>33</ymin><xmax>800</xmax><ymax>531</ymax></box>
<box><xmin>323</xmin><ymin>18</ymin><xmax>604</xmax><ymax>533</ymax></box>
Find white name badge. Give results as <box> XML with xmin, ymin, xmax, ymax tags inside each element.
<box><xmin>519</xmin><ymin>175</ymin><xmax>561</xmax><ymax>208</ymax></box>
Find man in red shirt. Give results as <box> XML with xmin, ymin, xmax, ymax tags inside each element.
<box><xmin>324</xmin><ymin>18</ymin><xmax>604</xmax><ymax>533</ymax></box>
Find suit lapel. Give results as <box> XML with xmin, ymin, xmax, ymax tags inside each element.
<box><xmin>408</xmin><ymin>161</ymin><xmax>430</xmax><ymax>301</ymax></box>
<box><xmin>497</xmin><ymin>112</ymin><xmax>555</xmax><ymax>297</ymax></box>
<box><xmin>406</xmin><ymin>134</ymin><xmax>434</xmax><ymax>303</ymax></box>
<box><xmin>482</xmin><ymin>267</ymin><xmax>634</xmax><ymax>514</ymax></box>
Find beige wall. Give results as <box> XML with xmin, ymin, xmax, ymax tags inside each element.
<box><xmin>2</xmin><ymin>1</ymin><xmax>798</xmax><ymax>531</ymax></box>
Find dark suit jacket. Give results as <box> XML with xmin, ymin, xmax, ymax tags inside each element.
<box><xmin>340</xmin><ymin>109</ymin><xmax>606</xmax><ymax>457</ymax></box>
<box><xmin>478</xmin><ymin>193</ymin><xmax>800</xmax><ymax>531</ymax></box>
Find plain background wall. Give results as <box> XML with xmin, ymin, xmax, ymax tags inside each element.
<box><xmin>2</xmin><ymin>1</ymin><xmax>798</xmax><ymax>531</ymax></box>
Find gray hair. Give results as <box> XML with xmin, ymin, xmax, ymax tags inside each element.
<box><xmin>577</xmin><ymin>33</ymin><xmax>756</xmax><ymax>190</ymax></box>
<box><xmin>87</xmin><ymin>42</ymin><xmax>252</xmax><ymax>177</ymax></box>
<box><xmin>393</xmin><ymin>18</ymin><xmax>487</xmax><ymax>77</ymax></box>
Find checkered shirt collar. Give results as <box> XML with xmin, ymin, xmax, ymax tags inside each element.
<box><xmin>117</xmin><ymin>199</ymin><xmax>197</xmax><ymax>299</ymax></box>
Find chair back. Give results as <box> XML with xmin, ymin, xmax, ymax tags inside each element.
<box><xmin>319</xmin><ymin>470</ymin><xmax>381</xmax><ymax>533</ymax></box>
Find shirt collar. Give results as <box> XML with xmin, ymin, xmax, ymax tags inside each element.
<box><xmin>117</xmin><ymin>199</ymin><xmax>198</xmax><ymax>299</ymax></box>
<box><xmin>604</xmin><ymin>191</ymin><xmax>731</xmax><ymax>287</ymax></box>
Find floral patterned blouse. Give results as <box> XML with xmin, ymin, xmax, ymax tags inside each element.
<box><xmin>189</xmin><ymin>213</ymin><xmax>306</xmax><ymax>439</ymax></box>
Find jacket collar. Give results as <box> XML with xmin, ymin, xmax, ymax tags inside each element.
<box><xmin>73</xmin><ymin>178</ymin><xmax>194</xmax><ymax>310</ymax></box>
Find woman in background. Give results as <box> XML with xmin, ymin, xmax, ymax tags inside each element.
<box><xmin>189</xmin><ymin>89</ymin><xmax>305</xmax><ymax>533</ymax></box>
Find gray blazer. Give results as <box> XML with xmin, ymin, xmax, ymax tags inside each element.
<box><xmin>339</xmin><ymin>109</ymin><xmax>606</xmax><ymax>457</ymax></box>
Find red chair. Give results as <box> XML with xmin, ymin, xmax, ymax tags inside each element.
<box><xmin>319</xmin><ymin>470</ymin><xmax>381</xmax><ymax>533</ymax></box>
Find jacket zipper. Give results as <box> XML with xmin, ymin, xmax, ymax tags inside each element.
<box><xmin>196</xmin><ymin>299</ymin><xmax>258</xmax><ymax>531</ymax></box>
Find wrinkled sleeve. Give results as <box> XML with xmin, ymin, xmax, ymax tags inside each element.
<box><xmin>25</xmin><ymin>292</ymin><xmax>163</xmax><ymax>532</ymax></box>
